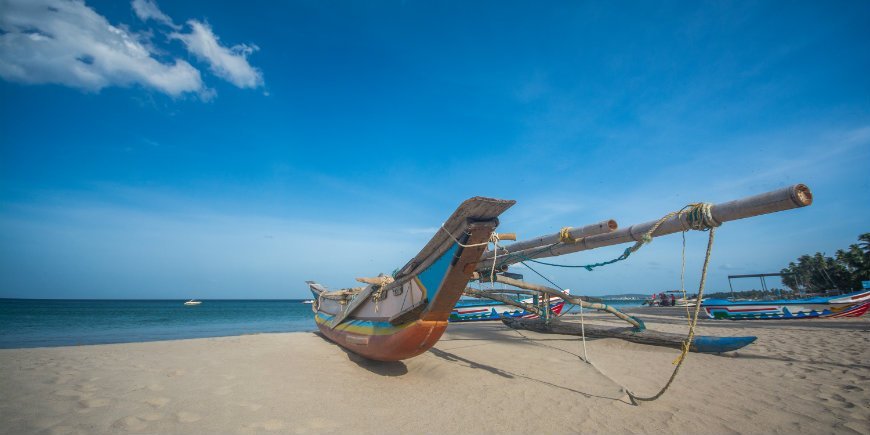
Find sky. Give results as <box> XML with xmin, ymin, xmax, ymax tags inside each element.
<box><xmin>1</xmin><ymin>0</ymin><xmax>868</xmax><ymax>299</ymax></box>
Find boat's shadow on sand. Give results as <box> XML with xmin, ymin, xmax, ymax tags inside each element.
<box><xmin>313</xmin><ymin>332</ymin><xmax>409</xmax><ymax>376</ymax></box>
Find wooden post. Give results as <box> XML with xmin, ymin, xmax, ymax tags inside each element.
<box><xmin>484</xmin><ymin>274</ymin><xmax>645</xmax><ymax>329</ymax></box>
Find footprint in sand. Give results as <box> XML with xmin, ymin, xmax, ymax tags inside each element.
<box><xmin>112</xmin><ymin>416</ymin><xmax>148</xmax><ymax>432</ymax></box>
<box><xmin>54</xmin><ymin>389</ymin><xmax>88</xmax><ymax>398</ymax></box>
<box><xmin>293</xmin><ymin>417</ymin><xmax>340</xmax><ymax>433</ymax></box>
<box><xmin>176</xmin><ymin>412</ymin><xmax>201</xmax><ymax>423</ymax></box>
<box><xmin>214</xmin><ymin>385</ymin><xmax>233</xmax><ymax>396</ymax></box>
<box><xmin>243</xmin><ymin>419</ymin><xmax>286</xmax><ymax>432</ymax></box>
<box><xmin>146</xmin><ymin>397</ymin><xmax>170</xmax><ymax>408</ymax></box>
<box><xmin>77</xmin><ymin>398</ymin><xmax>110</xmax><ymax>409</ymax></box>
<box><xmin>76</xmin><ymin>383</ymin><xmax>99</xmax><ymax>393</ymax></box>
<box><xmin>138</xmin><ymin>413</ymin><xmax>163</xmax><ymax>422</ymax></box>
<box><xmin>237</xmin><ymin>402</ymin><xmax>263</xmax><ymax>411</ymax></box>
<box><xmin>47</xmin><ymin>425</ymin><xmax>84</xmax><ymax>435</ymax></box>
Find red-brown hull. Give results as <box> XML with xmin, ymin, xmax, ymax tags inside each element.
<box><xmin>316</xmin><ymin>319</ymin><xmax>448</xmax><ymax>362</ymax></box>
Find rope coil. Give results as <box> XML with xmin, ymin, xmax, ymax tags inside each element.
<box><xmin>559</xmin><ymin>227</ymin><xmax>581</xmax><ymax>243</ymax></box>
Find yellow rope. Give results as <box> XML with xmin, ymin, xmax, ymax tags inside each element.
<box><xmin>441</xmin><ymin>224</ymin><xmax>505</xmax><ymax>285</ymax></box>
<box><xmin>628</xmin><ymin>215</ymin><xmax>716</xmax><ymax>404</ymax></box>
<box><xmin>559</xmin><ymin>227</ymin><xmax>579</xmax><ymax>243</ymax></box>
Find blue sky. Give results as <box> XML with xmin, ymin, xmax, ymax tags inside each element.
<box><xmin>1</xmin><ymin>0</ymin><xmax>868</xmax><ymax>299</ymax></box>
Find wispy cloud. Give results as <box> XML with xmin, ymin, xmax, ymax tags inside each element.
<box><xmin>0</xmin><ymin>0</ymin><xmax>264</xmax><ymax>98</ymax></box>
<box><xmin>131</xmin><ymin>0</ymin><xmax>179</xmax><ymax>29</ymax></box>
<box><xmin>0</xmin><ymin>0</ymin><xmax>204</xmax><ymax>97</ymax></box>
<box><xmin>171</xmin><ymin>20</ymin><xmax>263</xmax><ymax>89</ymax></box>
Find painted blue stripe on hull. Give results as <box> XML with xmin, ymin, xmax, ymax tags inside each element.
<box><xmin>417</xmin><ymin>244</ymin><xmax>459</xmax><ymax>303</ymax></box>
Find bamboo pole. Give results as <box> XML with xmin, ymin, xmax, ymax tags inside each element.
<box><xmin>481</xmin><ymin>219</ymin><xmax>617</xmax><ymax>261</ymax></box>
<box><xmin>462</xmin><ymin>288</ymin><xmax>542</xmax><ymax>316</ymax></box>
<box><xmin>479</xmin><ymin>184</ymin><xmax>812</xmax><ymax>271</ymax></box>
<box><xmin>481</xmin><ymin>274</ymin><xmax>645</xmax><ymax>330</ymax></box>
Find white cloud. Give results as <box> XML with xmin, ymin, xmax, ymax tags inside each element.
<box><xmin>0</xmin><ymin>0</ymin><xmax>265</xmax><ymax>97</ymax></box>
<box><xmin>171</xmin><ymin>20</ymin><xmax>263</xmax><ymax>89</ymax></box>
<box><xmin>0</xmin><ymin>0</ymin><xmax>205</xmax><ymax>97</ymax></box>
<box><xmin>131</xmin><ymin>0</ymin><xmax>179</xmax><ymax>29</ymax></box>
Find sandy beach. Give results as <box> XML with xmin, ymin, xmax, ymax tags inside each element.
<box><xmin>1</xmin><ymin>313</ymin><xmax>867</xmax><ymax>434</ymax></box>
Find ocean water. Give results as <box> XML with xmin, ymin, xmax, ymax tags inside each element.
<box><xmin>0</xmin><ymin>299</ymin><xmax>317</xmax><ymax>349</ymax></box>
<box><xmin>0</xmin><ymin>298</ymin><xmax>646</xmax><ymax>349</ymax></box>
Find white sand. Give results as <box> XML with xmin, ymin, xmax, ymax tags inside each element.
<box><xmin>1</xmin><ymin>315</ymin><xmax>868</xmax><ymax>434</ymax></box>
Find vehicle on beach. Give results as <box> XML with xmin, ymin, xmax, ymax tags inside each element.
<box><xmin>183</xmin><ymin>300</ymin><xmax>202</xmax><ymax>306</ymax></box>
<box><xmin>643</xmin><ymin>290</ymin><xmax>699</xmax><ymax>307</ymax></box>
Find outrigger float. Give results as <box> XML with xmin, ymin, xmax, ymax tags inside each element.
<box><xmin>308</xmin><ymin>184</ymin><xmax>814</xmax><ymax>362</ymax></box>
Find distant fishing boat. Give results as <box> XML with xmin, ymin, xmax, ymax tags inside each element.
<box><xmin>184</xmin><ymin>300</ymin><xmax>202</xmax><ymax>306</ymax></box>
<box><xmin>450</xmin><ymin>293</ymin><xmax>566</xmax><ymax>322</ymax></box>
<box><xmin>702</xmin><ymin>289</ymin><xmax>870</xmax><ymax>320</ymax></box>
<box><xmin>302</xmin><ymin>299</ymin><xmax>314</xmax><ymax>304</ymax></box>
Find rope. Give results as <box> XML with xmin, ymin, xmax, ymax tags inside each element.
<box><xmin>579</xmin><ymin>297</ymin><xmax>589</xmax><ymax>362</ymax></box>
<box><xmin>517</xmin><ymin>203</ymin><xmax>719</xmax><ymax>271</ymax></box>
<box><xmin>441</xmin><ymin>223</ymin><xmax>503</xmax><ymax>284</ymax></box>
<box><xmin>506</xmin><ymin>203</ymin><xmax>720</xmax><ymax>404</ymax></box>
<box><xmin>371</xmin><ymin>275</ymin><xmax>392</xmax><ymax>312</ymax></box>
<box><xmin>559</xmin><ymin>227</ymin><xmax>580</xmax><ymax>243</ymax></box>
<box><xmin>627</xmin><ymin>223</ymin><xmax>716</xmax><ymax>404</ymax></box>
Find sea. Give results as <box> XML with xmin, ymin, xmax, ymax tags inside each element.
<box><xmin>0</xmin><ymin>299</ymin><xmax>317</xmax><ymax>349</ymax></box>
<box><xmin>0</xmin><ymin>298</ymin><xmax>645</xmax><ymax>349</ymax></box>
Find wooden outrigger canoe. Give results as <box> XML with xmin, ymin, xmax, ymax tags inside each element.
<box><xmin>309</xmin><ymin>184</ymin><xmax>815</xmax><ymax>361</ymax></box>
<box><xmin>307</xmin><ymin>197</ymin><xmax>514</xmax><ymax>361</ymax></box>
<box><xmin>702</xmin><ymin>289</ymin><xmax>870</xmax><ymax>320</ymax></box>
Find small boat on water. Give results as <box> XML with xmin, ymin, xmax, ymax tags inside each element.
<box><xmin>702</xmin><ymin>289</ymin><xmax>870</xmax><ymax>320</ymax></box>
<box><xmin>302</xmin><ymin>299</ymin><xmax>314</xmax><ymax>304</ymax></box>
<box><xmin>183</xmin><ymin>300</ymin><xmax>202</xmax><ymax>306</ymax></box>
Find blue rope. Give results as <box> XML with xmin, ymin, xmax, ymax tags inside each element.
<box><xmin>504</xmin><ymin>246</ymin><xmax>635</xmax><ymax>271</ymax></box>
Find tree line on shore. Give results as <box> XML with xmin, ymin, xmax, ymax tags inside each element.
<box><xmin>780</xmin><ymin>233</ymin><xmax>869</xmax><ymax>293</ymax></box>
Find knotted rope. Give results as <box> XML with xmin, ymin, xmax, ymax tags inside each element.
<box><xmin>440</xmin><ymin>224</ymin><xmax>504</xmax><ymax>284</ymax></box>
<box><xmin>559</xmin><ymin>227</ymin><xmax>580</xmax><ymax>243</ymax></box>
<box><xmin>626</xmin><ymin>203</ymin><xmax>718</xmax><ymax>404</ymax></box>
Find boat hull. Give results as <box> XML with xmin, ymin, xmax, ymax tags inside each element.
<box><xmin>314</xmin><ymin>312</ymin><xmax>447</xmax><ymax>361</ymax></box>
<box><xmin>702</xmin><ymin>290</ymin><xmax>870</xmax><ymax>320</ymax></box>
<box><xmin>308</xmin><ymin>196</ymin><xmax>516</xmax><ymax>361</ymax></box>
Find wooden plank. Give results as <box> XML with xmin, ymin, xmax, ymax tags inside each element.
<box><xmin>390</xmin><ymin>197</ymin><xmax>514</xmax><ymax>289</ymax></box>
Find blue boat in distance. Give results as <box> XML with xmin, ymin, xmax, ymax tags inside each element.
<box><xmin>702</xmin><ymin>289</ymin><xmax>870</xmax><ymax>320</ymax></box>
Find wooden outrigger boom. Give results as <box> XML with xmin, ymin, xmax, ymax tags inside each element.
<box><xmin>308</xmin><ymin>184</ymin><xmax>814</xmax><ymax>361</ymax></box>
<box><xmin>478</xmin><ymin>184</ymin><xmax>812</xmax><ymax>272</ymax></box>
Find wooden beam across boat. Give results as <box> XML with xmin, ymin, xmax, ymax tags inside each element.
<box><xmin>480</xmin><ymin>219</ymin><xmax>618</xmax><ymax>262</ymax></box>
<box><xmin>478</xmin><ymin>184</ymin><xmax>813</xmax><ymax>272</ymax></box>
<box><xmin>502</xmin><ymin>317</ymin><xmax>757</xmax><ymax>354</ymax></box>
